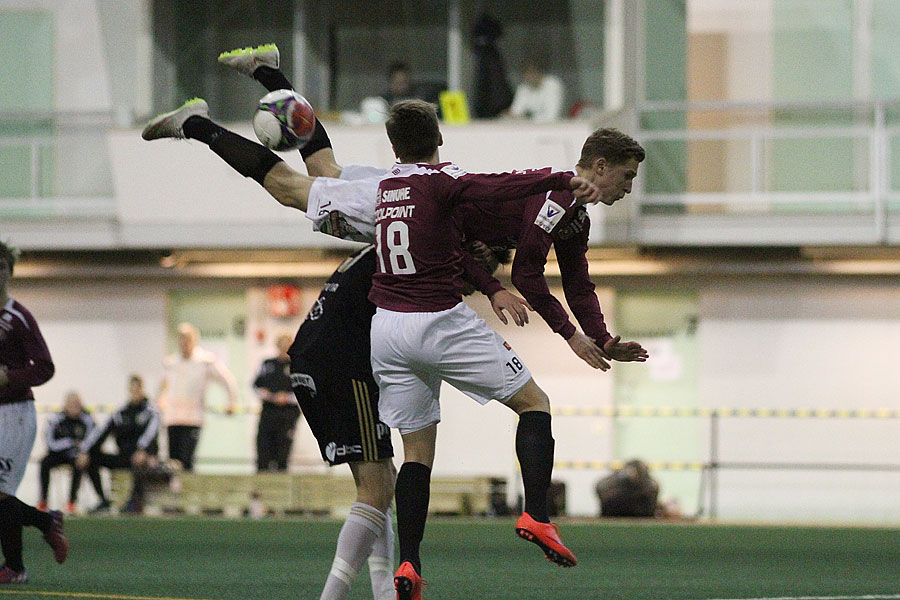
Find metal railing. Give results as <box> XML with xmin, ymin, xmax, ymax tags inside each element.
<box><xmin>552</xmin><ymin>405</ymin><xmax>900</xmax><ymax>519</ymax></box>
<box><xmin>628</xmin><ymin>99</ymin><xmax>900</xmax><ymax>246</ymax></box>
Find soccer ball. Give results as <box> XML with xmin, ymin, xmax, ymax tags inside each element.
<box><xmin>252</xmin><ymin>89</ymin><xmax>316</xmax><ymax>151</ymax></box>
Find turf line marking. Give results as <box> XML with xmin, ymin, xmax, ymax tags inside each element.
<box><xmin>705</xmin><ymin>596</ymin><xmax>900</xmax><ymax>600</ymax></box>
<box><xmin>0</xmin><ymin>591</ymin><xmax>216</xmax><ymax>600</ymax></box>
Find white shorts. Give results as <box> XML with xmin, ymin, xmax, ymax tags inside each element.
<box><xmin>0</xmin><ymin>400</ymin><xmax>37</xmax><ymax>495</ymax></box>
<box><xmin>370</xmin><ymin>302</ymin><xmax>532</xmax><ymax>433</ymax></box>
<box><xmin>306</xmin><ymin>165</ymin><xmax>386</xmax><ymax>242</ymax></box>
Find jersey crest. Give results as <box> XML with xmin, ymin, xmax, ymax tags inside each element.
<box><xmin>555</xmin><ymin>206</ymin><xmax>589</xmax><ymax>240</ymax></box>
<box><xmin>534</xmin><ymin>197</ymin><xmax>567</xmax><ymax>233</ymax></box>
<box><xmin>440</xmin><ymin>164</ymin><xmax>468</xmax><ymax>179</ymax></box>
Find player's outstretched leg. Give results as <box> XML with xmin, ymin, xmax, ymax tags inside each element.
<box><xmin>218</xmin><ymin>43</ymin><xmax>339</xmax><ymax>177</ymax></box>
<box><xmin>141</xmin><ymin>98</ymin><xmax>209</xmax><ymax>141</ymax></box>
<box><xmin>142</xmin><ymin>100</ymin><xmax>285</xmax><ymax>186</ymax></box>
<box><xmin>217</xmin><ymin>43</ymin><xmax>280</xmax><ymax>76</ymax></box>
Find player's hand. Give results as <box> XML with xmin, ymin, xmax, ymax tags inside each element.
<box><xmin>0</xmin><ymin>365</ymin><xmax>7</xmax><ymax>388</ymax></box>
<box><xmin>467</xmin><ymin>240</ymin><xmax>494</xmax><ymax>265</ymax></box>
<box><xmin>603</xmin><ymin>335</ymin><xmax>649</xmax><ymax>362</ymax></box>
<box><xmin>567</xmin><ymin>331</ymin><xmax>611</xmax><ymax>371</ymax></box>
<box><xmin>568</xmin><ymin>176</ymin><xmax>601</xmax><ymax>205</ymax></box>
<box><xmin>131</xmin><ymin>449</ymin><xmax>148</xmax><ymax>468</ymax></box>
<box><xmin>490</xmin><ymin>289</ymin><xmax>533</xmax><ymax>326</ymax></box>
<box><xmin>274</xmin><ymin>391</ymin><xmax>292</xmax><ymax>406</ymax></box>
<box><xmin>75</xmin><ymin>452</ymin><xmax>89</xmax><ymax>470</ymax></box>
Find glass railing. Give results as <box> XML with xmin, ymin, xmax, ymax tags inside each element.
<box><xmin>626</xmin><ymin>99</ymin><xmax>900</xmax><ymax>245</ymax></box>
<box><xmin>0</xmin><ymin>111</ymin><xmax>115</xmax><ymax>217</ymax></box>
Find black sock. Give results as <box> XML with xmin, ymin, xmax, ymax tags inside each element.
<box><xmin>395</xmin><ymin>462</ymin><xmax>431</xmax><ymax>575</ymax></box>
<box><xmin>253</xmin><ymin>65</ymin><xmax>294</xmax><ymax>93</ymax></box>
<box><xmin>0</xmin><ymin>496</ymin><xmax>25</xmax><ymax>571</ymax></box>
<box><xmin>16</xmin><ymin>497</ymin><xmax>52</xmax><ymax>533</ymax></box>
<box><xmin>207</xmin><ymin>131</ymin><xmax>284</xmax><ymax>186</ymax></box>
<box><xmin>299</xmin><ymin>119</ymin><xmax>333</xmax><ymax>161</ymax></box>
<box><xmin>182</xmin><ymin>115</ymin><xmax>228</xmax><ymax>145</ymax></box>
<box><xmin>516</xmin><ymin>411</ymin><xmax>555</xmax><ymax>523</ymax></box>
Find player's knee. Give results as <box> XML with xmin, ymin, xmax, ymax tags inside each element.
<box><xmin>505</xmin><ymin>379</ymin><xmax>550</xmax><ymax>415</ymax></box>
<box><xmin>354</xmin><ymin>463</ymin><xmax>395</xmax><ymax>511</ymax></box>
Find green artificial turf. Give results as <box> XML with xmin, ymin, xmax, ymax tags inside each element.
<box><xmin>7</xmin><ymin>517</ymin><xmax>899</xmax><ymax>600</ymax></box>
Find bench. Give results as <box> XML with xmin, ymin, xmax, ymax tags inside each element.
<box><xmin>110</xmin><ymin>471</ymin><xmax>497</xmax><ymax>517</ymax></box>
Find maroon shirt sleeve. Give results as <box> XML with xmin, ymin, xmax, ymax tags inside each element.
<box><xmin>458</xmin><ymin>251</ymin><xmax>504</xmax><ymax>298</ymax></box>
<box><xmin>2</xmin><ymin>304</ymin><xmax>55</xmax><ymax>397</ymax></box>
<box><xmin>445</xmin><ymin>166</ymin><xmax>575</xmax><ymax>205</ymax></box>
<box><xmin>510</xmin><ymin>206</ymin><xmax>578</xmax><ymax>340</ymax></box>
<box><xmin>556</xmin><ymin>232</ymin><xmax>613</xmax><ymax>348</ymax></box>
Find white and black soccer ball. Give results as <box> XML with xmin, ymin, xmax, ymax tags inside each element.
<box><xmin>252</xmin><ymin>89</ymin><xmax>316</xmax><ymax>151</ymax></box>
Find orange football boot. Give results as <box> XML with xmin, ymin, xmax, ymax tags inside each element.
<box><xmin>515</xmin><ymin>512</ymin><xmax>577</xmax><ymax>567</ymax></box>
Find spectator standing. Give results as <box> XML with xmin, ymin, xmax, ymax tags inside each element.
<box><xmin>157</xmin><ymin>323</ymin><xmax>239</xmax><ymax>471</ymax></box>
<box><xmin>38</xmin><ymin>391</ymin><xmax>103</xmax><ymax>514</ymax></box>
<box><xmin>76</xmin><ymin>375</ymin><xmax>161</xmax><ymax>514</ymax></box>
<box><xmin>471</xmin><ymin>13</ymin><xmax>514</xmax><ymax>119</ymax></box>
<box><xmin>253</xmin><ymin>332</ymin><xmax>302</xmax><ymax>471</ymax></box>
<box><xmin>508</xmin><ymin>55</ymin><xmax>565</xmax><ymax>122</ymax></box>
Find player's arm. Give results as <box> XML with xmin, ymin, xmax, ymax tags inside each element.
<box><xmin>511</xmin><ymin>224</ymin><xmax>611</xmax><ymax>371</ymax></box>
<box><xmin>2</xmin><ymin>313</ymin><xmax>55</xmax><ymax>390</ymax></box>
<box><xmin>44</xmin><ymin>414</ymin><xmax>65</xmax><ymax>452</ymax></box>
<box><xmin>136</xmin><ymin>405</ymin><xmax>160</xmax><ymax>451</ymax></box>
<box><xmin>76</xmin><ymin>414</ymin><xmax>113</xmax><ymax>468</ymax></box>
<box><xmin>252</xmin><ymin>361</ymin><xmax>274</xmax><ymax>401</ymax></box>
<box><xmin>459</xmin><ymin>249</ymin><xmax>531</xmax><ymax>327</ymax></box>
<box><xmin>209</xmin><ymin>359</ymin><xmax>240</xmax><ymax>415</ymax></box>
<box><xmin>446</xmin><ymin>167</ymin><xmax>600</xmax><ymax>205</ymax></box>
<box><xmin>557</xmin><ymin>237</ymin><xmax>648</xmax><ymax>363</ymax></box>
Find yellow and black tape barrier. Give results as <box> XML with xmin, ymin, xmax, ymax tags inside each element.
<box><xmin>35</xmin><ymin>404</ymin><xmax>262</xmax><ymax>415</ymax></box>
<box><xmin>554</xmin><ymin>460</ymin><xmax>704</xmax><ymax>471</ymax></box>
<box><xmin>551</xmin><ymin>406</ymin><xmax>900</xmax><ymax>419</ymax></box>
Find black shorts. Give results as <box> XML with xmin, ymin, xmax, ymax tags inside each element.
<box><xmin>290</xmin><ymin>355</ymin><xmax>393</xmax><ymax>466</ymax></box>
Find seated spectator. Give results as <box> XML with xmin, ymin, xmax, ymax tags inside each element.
<box><xmin>362</xmin><ymin>61</ymin><xmax>445</xmax><ymax>122</ymax></box>
<box><xmin>507</xmin><ymin>54</ymin><xmax>565</xmax><ymax>122</ymax></box>
<box><xmin>37</xmin><ymin>391</ymin><xmax>104</xmax><ymax>514</ymax></box>
<box><xmin>381</xmin><ymin>61</ymin><xmax>417</xmax><ymax>105</ymax></box>
<box><xmin>76</xmin><ymin>375</ymin><xmax>161</xmax><ymax>514</ymax></box>
<box><xmin>595</xmin><ymin>459</ymin><xmax>660</xmax><ymax>517</ymax></box>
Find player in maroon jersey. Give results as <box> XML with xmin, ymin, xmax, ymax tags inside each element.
<box><xmin>0</xmin><ymin>241</ymin><xmax>68</xmax><ymax>584</ymax></box>
<box><xmin>455</xmin><ymin>128</ymin><xmax>649</xmax><ymax>370</ymax></box>
<box><xmin>371</xmin><ymin>100</ymin><xmax>599</xmax><ymax>599</ymax></box>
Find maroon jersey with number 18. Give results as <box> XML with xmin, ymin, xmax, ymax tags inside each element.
<box><xmin>368</xmin><ymin>162</ymin><xmax>575</xmax><ymax>312</ymax></box>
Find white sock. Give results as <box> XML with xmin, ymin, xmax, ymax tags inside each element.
<box><xmin>367</xmin><ymin>506</ymin><xmax>396</xmax><ymax>600</ymax></box>
<box><xmin>320</xmin><ymin>502</ymin><xmax>386</xmax><ymax>600</ymax></box>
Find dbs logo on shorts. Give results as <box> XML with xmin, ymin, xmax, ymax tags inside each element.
<box><xmin>325</xmin><ymin>442</ymin><xmax>362</xmax><ymax>462</ymax></box>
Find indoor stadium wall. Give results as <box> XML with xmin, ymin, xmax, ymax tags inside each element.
<box><xmin>12</xmin><ymin>275</ymin><xmax>900</xmax><ymax>522</ymax></box>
